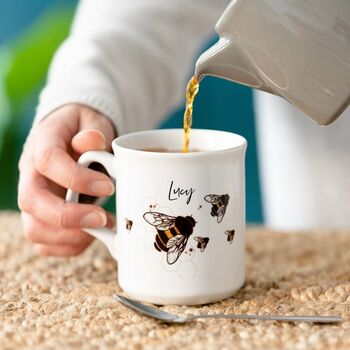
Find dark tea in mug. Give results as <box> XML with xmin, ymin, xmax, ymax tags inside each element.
<box><xmin>140</xmin><ymin>148</ymin><xmax>202</xmax><ymax>153</ymax></box>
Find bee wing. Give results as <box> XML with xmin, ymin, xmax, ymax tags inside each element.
<box><xmin>217</xmin><ymin>206</ymin><xmax>227</xmax><ymax>223</ymax></box>
<box><xmin>143</xmin><ymin>212</ymin><xmax>176</xmax><ymax>230</ymax></box>
<box><xmin>194</xmin><ymin>236</ymin><xmax>201</xmax><ymax>243</ymax></box>
<box><xmin>204</xmin><ymin>194</ymin><xmax>221</xmax><ymax>204</ymax></box>
<box><xmin>166</xmin><ymin>235</ymin><xmax>188</xmax><ymax>265</ymax></box>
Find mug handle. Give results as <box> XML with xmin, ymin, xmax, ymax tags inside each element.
<box><xmin>65</xmin><ymin>151</ymin><xmax>117</xmax><ymax>260</ymax></box>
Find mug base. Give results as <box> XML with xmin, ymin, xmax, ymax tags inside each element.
<box><xmin>123</xmin><ymin>282</ymin><xmax>244</xmax><ymax>306</ymax></box>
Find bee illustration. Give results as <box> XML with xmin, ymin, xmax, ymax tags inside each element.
<box><xmin>194</xmin><ymin>237</ymin><xmax>209</xmax><ymax>252</ymax></box>
<box><xmin>225</xmin><ymin>229</ymin><xmax>235</xmax><ymax>244</ymax></box>
<box><xmin>204</xmin><ymin>194</ymin><xmax>230</xmax><ymax>223</ymax></box>
<box><xmin>143</xmin><ymin>212</ymin><xmax>196</xmax><ymax>265</ymax></box>
<box><xmin>125</xmin><ymin>218</ymin><xmax>133</xmax><ymax>231</ymax></box>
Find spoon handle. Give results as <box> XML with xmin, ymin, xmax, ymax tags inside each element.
<box><xmin>188</xmin><ymin>314</ymin><xmax>342</xmax><ymax>323</ymax></box>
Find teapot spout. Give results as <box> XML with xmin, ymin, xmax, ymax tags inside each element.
<box><xmin>195</xmin><ymin>38</ymin><xmax>270</xmax><ymax>92</ymax></box>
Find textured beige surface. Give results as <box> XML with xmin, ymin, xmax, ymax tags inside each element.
<box><xmin>1</xmin><ymin>211</ymin><xmax>350</xmax><ymax>350</ymax></box>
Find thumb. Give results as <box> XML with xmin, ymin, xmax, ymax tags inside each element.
<box><xmin>71</xmin><ymin>110</ymin><xmax>116</xmax><ymax>154</ymax></box>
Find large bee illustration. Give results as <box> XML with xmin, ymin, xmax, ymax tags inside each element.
<box><xmin>194</xmin><ymin>237</ymin><xmax>209</xmax><ymax>252</ymax></box>
<box><xmin>204</xmin><ymin>194</ymin><xmax>230</xmax><ymax>223</ymax></box>
<box><xmin>143</xmin><ymin>212</ymin><xmax>196</xmax><ymax>265</ymax></box>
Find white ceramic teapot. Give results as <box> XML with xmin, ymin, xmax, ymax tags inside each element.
<box><xmin>195</xmin><ymin>0</ymin><xmax>350</xmax><ymax>125</ymax></box>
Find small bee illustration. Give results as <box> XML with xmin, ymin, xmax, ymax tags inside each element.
<box><xmin>143</xmin><ymin>212</ymin><xmax>196</xmax><ymax>265</ymax></box>
<box><xmin>225</xmin><ymin>229</ymin><xmax>235</xmax><ymax>244</ymax></box>
<box><xmin>194</xmin><ymin>237</ymin><xmax>209</xmax><ymax>252</ymax></box>
<box><xmin>125</xmin><ymin>218</ymin><xmax>133</xmax><ymax>231</ymax></box>
<box><xmin>204</xmin><ymin>194</ymin><xmax>230</xmax><ymax>223</ymax></box>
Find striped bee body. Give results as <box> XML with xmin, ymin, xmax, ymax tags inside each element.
<box><xmin>211</xmin><ymin>201</ymin><xmax>223</xmax><ymax>217</ymax></box>
<box><xmin>205</xmin><ymin>194</ymin><xmax>230</xmax><ymax>223</ymax></box>
<box><xmin>154</xmin><ymin>226</ymin><xmax>181</xmax><ymax>252</ymax></box>
<box><xmin>143</xmin><ymin>212</ymin><xmax>196</xmax><ymax>265</ymax></box>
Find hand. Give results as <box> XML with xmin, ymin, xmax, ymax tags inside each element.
<box><xmin>18</xmin><ymin>104</ymin><xmax>116</xmax><ymax>256</ymax></box>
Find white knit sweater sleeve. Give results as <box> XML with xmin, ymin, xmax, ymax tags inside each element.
<box><xmin>34</xmin><ymin>0</ymin><xmax>228</xmax><ymax>134</ymax></box>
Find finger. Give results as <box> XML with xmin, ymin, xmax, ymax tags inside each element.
<box><xmin>18</xmin><ymin>169</ymin><xmax>108</xmax><ymax>229</ymax></box>
<box><xmin>22</xmin><ymin>212</ymin><xmax>94</xmax><ymax>246</ymax></box>
<box><xmin>71</xmin><ymin>129</ymin><xmax>107</xmax><ymax>153</ymax></box>
<box><xmin>35</xmin><ymin>243</ymin><xmax>90</xmax><ymax>257</ymax></box>
<box><xmin>71</xmin><ymin>112</ymin><xmax>116</xmax><ymax>154</ymax></box>
<box><xmin>34</xmin><ymin>135</ymin><xmax>114</xmax><ymax>196</ymax></box>
<box><xmin>79</xmin><ymin>111</ymin><xmax>116</xmax><ymax>146</ymax></box>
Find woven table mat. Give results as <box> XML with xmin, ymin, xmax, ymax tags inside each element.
<box><xmin>1</xmin><ymin>211</ymin><xmax>350</xmax><ymax>350</ymax></box>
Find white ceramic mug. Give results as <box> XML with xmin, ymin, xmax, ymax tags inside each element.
<box><xmin>66</xmin><ymin>129</ymin><xmax>247</xmax><ymax>305</ymax></box>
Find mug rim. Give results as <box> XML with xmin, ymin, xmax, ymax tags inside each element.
<box><xmin>112</xmin><ymin>128</ymin><xmax>247</xmax><ymax>158</ymax></box>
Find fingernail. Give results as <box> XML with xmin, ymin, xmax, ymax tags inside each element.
<box><xmin>90</xmin><ymin>180</ymin><xmax>114</xmax><ymax>195</ymax></box>
<box><xmin>92</xmin><ymin>129</ymin><xmax>107</xmax><ymax>150</ymax></box>
<box><xmin>81</xmin><ymin>212</ymin><xmax>107</xmax><ymax>227</ymax></box>
<box><xmin>89</xmin><ymin>129</ymin><xmax>107</xmax><ymax>150</ymax></box>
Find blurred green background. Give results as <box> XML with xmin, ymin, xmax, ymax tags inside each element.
<box><xmin>0</xmin><ymin>0</ymin><xmax>263</xmax><ymax>223</ymax></box>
